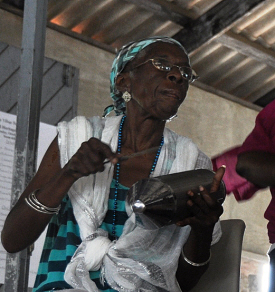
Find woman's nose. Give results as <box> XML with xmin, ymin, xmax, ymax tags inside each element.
<box><xmin>167</xmin><ymin>66</ymin><xmax>185</xmax><ymax>84</ymax></box>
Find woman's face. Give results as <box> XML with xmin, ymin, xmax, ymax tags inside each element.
<box><xmin>125</xmin><ymin>42</ymin><xmax>191</xmax><ymax>120</ymax></box>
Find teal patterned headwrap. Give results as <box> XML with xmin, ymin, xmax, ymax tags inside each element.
<box><xmin>103</xmin><ymin>36</ymin><xmax>188</xmax><ymax>117</ymax></box>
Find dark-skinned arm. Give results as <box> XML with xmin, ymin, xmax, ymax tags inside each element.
<box><xmin>176</xmin><ymin>225</ymin><xmax>214</xmax><ymax>291</ymax></box>
<box><xmin>236</xmin><ymin>151</ymin><xmax>275</xmax><ymax>188</ymax></box>
<box><xmin>176</xmin><ymin>166</ymin><xmax>225</xmax><ymax>291</ymax></box>
<box><xmin>1</xmin><ymin>136</ymin><xmax>118</xmax><ymax>253</ymax></box>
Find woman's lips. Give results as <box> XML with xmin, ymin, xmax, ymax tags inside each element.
<box><xmin>161</xmin><ymin>89</ymin><xmax>182</xmax><ymax>101</ymax></box>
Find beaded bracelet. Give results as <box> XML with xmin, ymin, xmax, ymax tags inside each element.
<box><xmin>25</xmin><ymin>189</ymin><xmax>61</xmax><ymax>215</ymax></box>
<box><xmin>182</xmin><ymin>250</ymin><xmax>211</xmax><ymax>267</ymax></box>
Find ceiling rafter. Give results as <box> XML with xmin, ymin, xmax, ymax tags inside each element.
<box><xmin>173</xmin><ymin>0</ymin><xmax>268</xmax><ymax>53</ymax></box>
<box><xmin>122</xmin><ymin>0</ymin><xmax>192</xmax><ymax>26</ymax></box>
<box><xmin>217</xmin><ymin>30</ymin><xmax>275</xmax><ymax>68</ymax></box>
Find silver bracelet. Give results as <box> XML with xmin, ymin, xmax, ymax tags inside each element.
<box><xmin>182</xmin><ymin>250</ymin><xmax>211</xmax><ymax>267</ymax></box>
<box><xmin>25</xmin><ymin>189</ymin><xmax>61</xmax><ymax>215</ymax></box>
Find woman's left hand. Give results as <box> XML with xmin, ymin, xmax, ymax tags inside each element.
<box><xmin>176</xmin><ymin>166</ymin><xmax>226</xmax><ymax>229</ymax></box>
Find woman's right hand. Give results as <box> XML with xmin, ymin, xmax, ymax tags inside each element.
<box><xmin>64</xmin><ymin>137</ymin><xmax>118</xmax><ymax>180</ymax></box>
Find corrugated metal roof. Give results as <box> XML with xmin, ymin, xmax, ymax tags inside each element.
<box><xmin>1</xmin><ymin>0</ymin><xmax>274</xmax><ymax>110</ymax></box>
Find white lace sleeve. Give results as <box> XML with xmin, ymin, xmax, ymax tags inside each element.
<box><xmin>195</xmin><ymin>149</ymin><xmax>213</xmax><ymax>170</ymax></box>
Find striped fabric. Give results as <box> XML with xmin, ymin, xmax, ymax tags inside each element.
<box><xmin>32</xmin><ymin>179</ymin><xmax>129</xmax><ymax>292</ymax></box>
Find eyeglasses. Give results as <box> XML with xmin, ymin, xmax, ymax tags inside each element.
<box><xmin>132</xmin><ymin>58</ymin><xmax>199</xmax><ymax>83</ymax></box>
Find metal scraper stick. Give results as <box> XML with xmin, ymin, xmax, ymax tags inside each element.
<box><xmin>103</xmin><ymin>146</ymin><xmax>159</xmax><ymax>164</ymax></box>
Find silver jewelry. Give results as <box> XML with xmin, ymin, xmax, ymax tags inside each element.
<box><xmin>166</xmin><ymin>114</ymin><xmax>178</xmax><ymax>122</ymax></box>
<box><xmin>122</xmin><ymin>91</ymin><xmax>131</xmax><ymax>102</ymax></box>
<box><xmin>182</xmin><ymin>250</ymin><xmax>211</xmax><ymax>267</ymax></box>
<box><xmin>25</xmin><ymin>189</ymin><xmax>61</xmax><ymax>215</ymax></box>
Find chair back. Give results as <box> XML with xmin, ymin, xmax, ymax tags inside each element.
<box><xmin>190</xmin><ymin>219</ymin><xmax>246</xmax><ymax>292</ymax></box>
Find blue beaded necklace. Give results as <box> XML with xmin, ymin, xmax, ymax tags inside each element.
<box><xmin>111</xmin><ymin>115</ymin><xmax>164</xmax><ymax>239</ymax></box>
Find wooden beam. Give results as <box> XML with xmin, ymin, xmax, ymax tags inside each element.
<box><xmin>173</xmin><ymin>0</ymin><xmax>268</xmax><ymax>53</ymax></box>
<box><xmin>217</xmin><ymin>31</ymin><xmax>275</xmax><ymax>69</ymax></box>
<box><xmin>48</xmin><ymin>22</ymin><xmax>116</xmax><ymax>54</ymax></box>
<box><xmin>148</xmin><ymin>0</ymin><xmax>198</xmax><ymax>19</ymax></box>
<box><xmin>0</xmin><ymin>3</ymin><xmax>117</xmax><ymax>54</ymax></box>
<box><xmin>122</xmin><ymin>0</ymin><xmax>192</xmax><ymax>26</ymax></box>
<box><xmin>254</xmin><ymin>88</ymin><xmax>275</xmax><ymax>107</ymax></box>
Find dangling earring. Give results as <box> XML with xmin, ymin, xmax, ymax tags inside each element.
<box><xmin>122</xmin><ymin>91</ymin><xmax>132</xmax><ymax>102</ymax></box>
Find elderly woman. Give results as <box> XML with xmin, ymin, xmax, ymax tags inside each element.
<box><xmin>1</xmin><ymin>36</ymin><xmax>225</xmax><ymax>292</ymax></box>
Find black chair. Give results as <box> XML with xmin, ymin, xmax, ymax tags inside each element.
<box><xmin>190</xmin><ymin>219</ymin><xmax>246</xmax><ymax>292</ymax></box>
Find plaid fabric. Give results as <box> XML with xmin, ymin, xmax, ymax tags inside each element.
<box><xmin>103</xmin><ymin>36</ymin><xmax>188</xmax><ymax>117</ymax></box>
<box><xmin>32</xmin><ymin>180</ymin><xmax>129</xmax><ymax>292</ymax></box>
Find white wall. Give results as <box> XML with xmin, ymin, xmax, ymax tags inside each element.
<box><xmin>0</xmin><ymin>8</ymin><xmax>270</xmax><ymax>256</ymax></box>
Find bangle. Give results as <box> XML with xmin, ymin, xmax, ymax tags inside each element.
<box><xmin>182</xmin><ymin>250</ymin><xmax>211</xmax><ymax>267</ymax></box>
<box><xmin>25</xmin><ymin>189</ymin><xmax>61</xmax><ymax>215</ymax></box>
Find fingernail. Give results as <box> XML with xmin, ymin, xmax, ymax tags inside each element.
<box><xmin>221</xmin><ymin>165</ymin><xmax>226</xmax><ymax>168</ymax></box>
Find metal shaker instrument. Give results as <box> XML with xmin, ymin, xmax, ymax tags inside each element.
<box><xmin>125</xmin><ymin>169</ymin><xmax>226</xmax><ymax>229</ymax></box>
